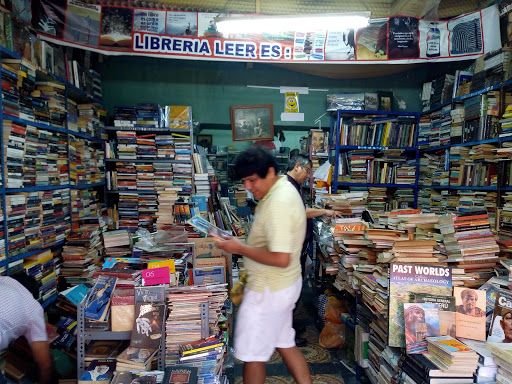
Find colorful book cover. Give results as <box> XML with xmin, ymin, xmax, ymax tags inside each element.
<box><xmin>454</xmin><ymin>287</ymin><xmax>486</xmax><ymax>341</ymax></box>
<box><xmin>130</xmin><ymin>302</ymin><xmax>165</xmax><ymax>349</ymax></box>
<box><xmin>403</xmin><ymin>302</ymin><xmax>440</xmax><ymax>354</ymax></box>
<box><xmin>415</xmin><ymin>294</ymin><xmax>456</xmax><ymax>337</ymax></box>
<box><xmin>78</xmin><ymin>359</ymin><xmax>116</xmax><ymax>383</ymax></box>
<box><xmin>111</xmin><ymin>372</ymin><xmax>157</xmax><ymax>384</ymax></box>
<box><xmin>478</xmin><ymin>279</ymin><xmax>502</xmax><ymax>316</ymax></box>
<box><xmin>488</xmin><ymin>290</ymin><xmax>512</xmax><ymax>343</ymax></box>
<box><xmin>388</xmin><ymin>263</ymin><xmax>452</xmax><ymax>348</ymax></box>
<box><xmin>427</xmin><ymin>335</ymin><xmax>473</xmax><ymax>353</ymax></box>
<box><xmin>162</xmin><ymin>366</ymin><xmax>198</xmax><ymax>384</ymax></box>
<box><xmin>193</xmin><ymin>266</ymin><xmax>225</xmax><ymax>285</ymax></box>
<box><xmin>84</xmin><ymin>275</ymin><xmax>118</xmax><ymax>321</ymax></box>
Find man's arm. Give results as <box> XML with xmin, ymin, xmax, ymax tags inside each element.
<box><xmin>305</xmin><ymin>208</ymin><xmax>340</xmax><ymax>219</ymax></box>
<box><xmin>30</xmin><ymin>341</ymin><xmax>53</xmax><ymax>384</ymax></box>
<box><xmin>213</xmin><ymin>237</ymin><xmax>290</xmax><ymax>268</ymax></box>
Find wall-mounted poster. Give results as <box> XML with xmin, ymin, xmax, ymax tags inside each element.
<box><xmin>134</xmin><ymin>9</ymin><xmax>165</xmax><ymax>34</ymax></box>
<box><xmin>388</xmin><ymin>16</ymin><xmax>419</xmax><ymax>59</ymax></box>
<box><xmin>100</xmin><ymin>6</ymin><xmax>133</xmax><ymax>50</ymax></box>
<box><xmin>356</xmin><ymin>21</ymin><xmax>388</xmax><ymax>60</ymax></box>
<box><xmin>198</xmin><ymin>12</ymin><xmax>223</xmax><ymax>38</ymax></box>
<box><xmin>64</xmin><ymin>0</ymin><xmax>100</xmax><ymax>46</ymax></box>
<box><xmin>419</xmin><ymin>19</ymin><xmax>449</xmax><ymax>59</ymax></box>
<box><xmin>31</xmin><ymin>0</ymin><xmax>66</xmax><ymax>38</ymax></box>
<box><xmin>448</xmin><ymin>12</ymin><xmax>483</xmax><ymax>56</ymax></box>
<box><xmin>166</xmin><ymin>11</ymin><xmax>197</xmax><ymax>36</ymax></box>
<box><xmin>325</xmin><ymin>29</ymin><xmax>356</xmax><ymax>60</ymax></box>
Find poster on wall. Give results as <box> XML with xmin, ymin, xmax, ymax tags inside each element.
<box><xmin>166</xmin><ymin>11</ymin><xmax>197</xmax><ymax>37</ymax></box>
<box><xmin>64</xmin><ymin>0</ymin><xmax>100</xmax><ymax>47</ymax></box>
<box><xmin>20</xmin><ymin>1</ymin><xmax>501</xmax><ymax>64</ymax></box>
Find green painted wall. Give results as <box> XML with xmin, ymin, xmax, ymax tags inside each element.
<box><xmin>98</xmin><ymin>56</ymin><xmax>468</xmax><ymax>150</ymax></box>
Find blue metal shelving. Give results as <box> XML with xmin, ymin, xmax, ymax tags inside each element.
<box><xmin>0</xmin><ymin>45</ymin><xmax>106</xmax><ymax>277</ymax></box>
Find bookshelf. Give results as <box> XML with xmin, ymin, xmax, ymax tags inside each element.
<box><xmin>417</xmin><ymin>78</ymin><xmax>512</xmax><ymax>229</ymax></box>
<box><xmin>331</xmin><ymin>110</ymin><xmax>421</xmax><ymax>209</ymax></box>
<box><xmin>104</xmin><ymin>106</ymin><xmax>194</xmax><ymax>233</ymax></box>
<box><xmin>0</xmin><ymin>44</ymin><xmax>106</xmax><ymax>278</ymax></box>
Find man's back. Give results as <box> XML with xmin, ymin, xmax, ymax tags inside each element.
<box><xmin>0</xmin><ymin>277</ymin><xmax>46</xmax><ymax>350</ymax></box>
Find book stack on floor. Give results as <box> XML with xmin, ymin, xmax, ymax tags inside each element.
<box><xmin>175</xmin><ymin>336</ymin><xmax>226</xmax><ymax>384</ymax></box>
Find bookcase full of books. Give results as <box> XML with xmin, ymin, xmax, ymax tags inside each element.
<box><xmin>0</xmin><ymin>44</ymin><xmax>107</xmax><ymax>309</ymax></box>
<box><xmin>331</xmin><ymin>110</ymin><xmax>421</xmax><ymax>210</ymax></box>
<box><xmin>105</xmin><ymin>106</ymin><xmax>195</xmax><ymax>233</ymax></box>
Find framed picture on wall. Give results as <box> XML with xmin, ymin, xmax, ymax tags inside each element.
<box><xmin>231</xmin><ymin>104</ymin><xmax>274</xmax><ymax>141</ymax></box>
<box><xmin>196</xmin><ymin>134</ymin><xmax>212</xmax><ymax>150</ymax></box>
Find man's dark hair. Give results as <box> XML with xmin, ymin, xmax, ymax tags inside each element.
<box><xmin>234</xmin><ymin>147</ymin><xmax>278</xmax><ymax>179</ymax></box>
<box><xmin>10</xmin><ymin>272</ymin><xmax>41</xmax><ymax>300</ymax></box>
<box><xmin>286</xmin><ymin>154</ymin><xmax>312</xmax><ymax>172</ymax></box>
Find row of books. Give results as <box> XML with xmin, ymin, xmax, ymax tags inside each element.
<box><xmin>113</xmin><ymin>105</ymin><xmax>191</xmax><ymax>130</ymax></box>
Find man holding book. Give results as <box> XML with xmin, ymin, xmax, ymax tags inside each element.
<box><xmin>213</xmin><ymin>147</ymin><xmax>312</xmax><ymax>384</ymax></box>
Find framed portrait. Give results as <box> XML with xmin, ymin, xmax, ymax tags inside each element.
<box><xmin>231</xmin><ymin>104</ymin><xmax>274</xmax><ymax>141</ymax></box>
<box><xmin>378</xmin><ymin>91</ymin><xmax>393</xmax><ymax>111</ymax></box>
<box><xmin>196</xmin><ymin>134</ymin><xmax>212</xmax><ymax>150</ymax></box>
<box><xmin>310</xmin><ymin>129</ymin><xmax>328</xmax><ymax>156</ymax></box>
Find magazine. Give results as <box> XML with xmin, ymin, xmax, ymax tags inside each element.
<box><xmin>403</xmin><ymin>302</ymin><xmax>440</xmax><ymax>354</ymax></box>
<box><xmin>488</xmin><ymin>290</ymin><xmax>512</xmax><ymax>343</ymax></box>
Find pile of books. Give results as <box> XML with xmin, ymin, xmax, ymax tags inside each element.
<box><xmin>175</xmin><ymin>337</ymin><xmax>226</xmax><ymax>383</ymax></box>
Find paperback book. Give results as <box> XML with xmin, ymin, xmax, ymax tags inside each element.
<box><xmin>403</xmin><ymin>302</ymin><xmax>440</xmax><ymax>354</ymax></box>
<box><xmin>454</xmin><ymin>287</ymin><xmax>486</xmax><ymax>341</ymax></box>
<box><xmin>488</xmin><ymin>289</ymin><xmax>512</xmax><ymax>343</ymax></box>
<box><xmin>84</xmin><ymin>275</ymin><xmax>118</xmax><ymax>321</ymax></box>
<box><xmin>131</xmin><ymin>302</ymin><xmax>166</xmax><ymax>349</ymax></box>
<box><xmin>415</xmin><ymin>294</ymin><xmax>456</xmax><ymax>337</ymax></box>
<box><xmin>162</xmin><ymin>366</ymin><xmax>198</xmax><ymax>384</ymax></box>
<box><xmin>78</xmin><ymin>359</ymin><xmax>116</xmax><ymax>384</ymax></box>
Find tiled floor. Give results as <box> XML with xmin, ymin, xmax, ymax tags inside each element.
<box><xmin>226</xmin><ymin>279</ymin><xmax>359</xmax><ymax>383</ymax></box>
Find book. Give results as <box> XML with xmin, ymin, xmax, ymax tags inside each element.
<box><xmin>486</xmin><ymin>342</ymin><xmax>512</xmax><ymax>366</ymax></box>
<box><xmin>403</xmin><ymin>302</ymin><xmax>440</xmax><ymax>354</ymax></box>
<box><xmin>84</xmin><ymin>275</ymin><xmax>118</xmax><ymax>321</ymax></box>
<box><xmin>186</xmin><ymin>215</ymin><xmax>231</xmax><ymax>238</ymax></box>
<box><xmin>84</xmin><ymin>340</ymin><xmax>123</xmax><ymax>361</ymax></box>
<box><xmin>78</xmin><ymin>359</ymin><xmax>116</xmax><ymax>384</ymax></box>
<box><xmin>454</xmin><ymin>287</ymin><xmax>486</xmax><ymax>341</ymax></box>
<box><xmin>416</xmin><ymin>294</ymin><xmax>456</xmax><ymax>337</ymax></box>
<box><xmin>488</xmin><ymin>289</ymin><xmax>512</xmax><ymax>343</ymax></box>
<box><xmin>388</xmin><ymin>263</ymin><xmax>452</xmax><ymax>348</ymax></box>
<box><xmin>162</xmin><ymin>366</ymin><xmax>198</xmax><ymax>384</ymax></box>
<box><xmin>130</xmin><ymin>302</ymin><xmax>165</xmax><ymax>349</ymax></box>
<box><xmin>116</xmin><ymin>346</ymin><xmax>157</xmax><ymax>368</ymax></box>
<box><xmin>111</xmin><ymin>372</ymin><xmax>157</xmax><ymax>384</ymax></box>
<box><xmin>193</xmin><ymin>266</ymin><xmax>225</xmax><ymax>285</ymax></box>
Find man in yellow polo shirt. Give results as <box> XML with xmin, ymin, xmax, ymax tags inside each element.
<box><xmin>213</xmin><ymin>147</ymin><xmax>311</xmax><ymax>384</ymax></box>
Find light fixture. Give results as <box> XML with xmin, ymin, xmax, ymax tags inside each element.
<box><xmin>215</xmin><ymin>12</ymin><xmax>371</xmax><ymax>35</ymax></box>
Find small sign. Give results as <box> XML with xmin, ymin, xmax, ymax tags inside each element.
<box><xmin>148</xmin><ymin>259</ymin><xmax>175</xmax><ymax>273</ymax></box>
<box><xmin>284</xmin><ymin>92</ymin><xmax>299</xmax><ymax>113</ymax></box>
<box><xmin>142</xmin><ymin>266</ymin><xmax>170</xmax><ymax>286</ymax></box>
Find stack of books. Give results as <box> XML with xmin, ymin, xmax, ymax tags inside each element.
<box><xmin>114</xmin><ymin>106</ymin><xmax>137</xmax><ymax>128</ymax></box>
<box><xmin>426</xmin><ymin>336</ymin><xmax>479</xmax><ymax>377</ymax></box>
<box><xmin>155</xmin><ymin>134</ymin><xmax>175</xmax><ymax>159</ymax></box>
<box><xmin>176</xmin><ymin>337</ymin><xmax>226</xmax><ymax>383</ymax></box>
<box><xmin>486</xmin><ymin>342</ymin><xmax>512</xmax><ymax>383</ymax></box>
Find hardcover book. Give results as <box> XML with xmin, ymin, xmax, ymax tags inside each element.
<box><xmin>111</xmin><ymin>372</ymin><xmax>157</xmax><ymax>384</ymax></box>
<box><xmin>162</xmin><ymin>366</ymin><xmax>198</xmax><ymax>384</ymax></box>
<box><xmin>116</xmin><ymin>346</ymin><xmax>157</xmax><ymax>367</ymax></box>
<box><xmin>403</xmin><ymin>302</ymin><xmax>440</xmax><ymax>354</ymax></box>
<box><xmin>488</xmin><ymin>290</ymin><xmax>512</xmax><ymax>343</ymax></box>
<box><xmin>388</xmin><ymin>263</ymin><xmax>452</xmax><ymax>348</ymax></box>
<box><xmin>130</xmin><ymin>302</ymin><xmax>165</xmax><ymax>349</ymax></box>
<box><xmin>454</xmin><ymin>287</ymin><xmax>486</xmax><ymax>341</ymax></box>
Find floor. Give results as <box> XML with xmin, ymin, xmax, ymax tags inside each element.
<box><xmin>226</xmin><ymin>278</ymin><xmax>359</xmax><ymax>384</ymax></box>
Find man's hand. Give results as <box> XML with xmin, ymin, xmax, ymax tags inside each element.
<box><xmin>324</xmin><ymin>209</ymin><xmax>342</xmax><ymax>218</ymax></box>
<box><xmin>212</xmin><ymin>236</ymin><xmax>242</xmax><ymax>255</ymax></box>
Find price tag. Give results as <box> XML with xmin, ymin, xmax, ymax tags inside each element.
<box><xmin>142</xmin><ymin>266</ymin><xmax>170</xmax><ymax>286</ymax></box>
<box><xmin>148</xmin><ymin>259</ymin><xmax>175</xmax><ymax>273</ymax></box>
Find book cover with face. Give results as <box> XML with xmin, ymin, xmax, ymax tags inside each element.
<box><xmin>455</xmin><ymin>287</ymin><xmax>486</xmax><ymax>341</ymax></box>
<box><xmin>488</xmin><ymin>290</ymin><xmax>512</xmax><ymax>344</ymax></box>
<box><xmin>403</xmin><ymin>302</ymin><xmax>440</xmax><ymax>354</ymax></box>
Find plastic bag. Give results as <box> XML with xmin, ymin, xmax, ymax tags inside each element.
<box><xmin>135</xmin><ymin>228</ymin><xmax>155</xmax><ymax>248</ymax></box>
<box><xmin>319</xmin><ymin>321</ymin><xmax>345</xmax><ymax>349</ymax></box>
<box><xmin>230</xmin><ymin>270</ymin><xmax>247</xmax><ymax>306</ymax></box>
<box><xmin>325</xmin><ymin>297</ymin><xmax>347</xmax><ymax>324</ymax></box>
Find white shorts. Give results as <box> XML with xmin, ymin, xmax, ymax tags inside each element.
<box><xmin>234</xmin><ymin>277</ymin><xmax>302</xmax><ymax>362</ymax></box>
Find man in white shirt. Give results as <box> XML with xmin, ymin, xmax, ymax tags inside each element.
<box><xmin>0</xmin><ymin>274</ymin><xmax>53</xmax><ymax>384</ymax></box>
